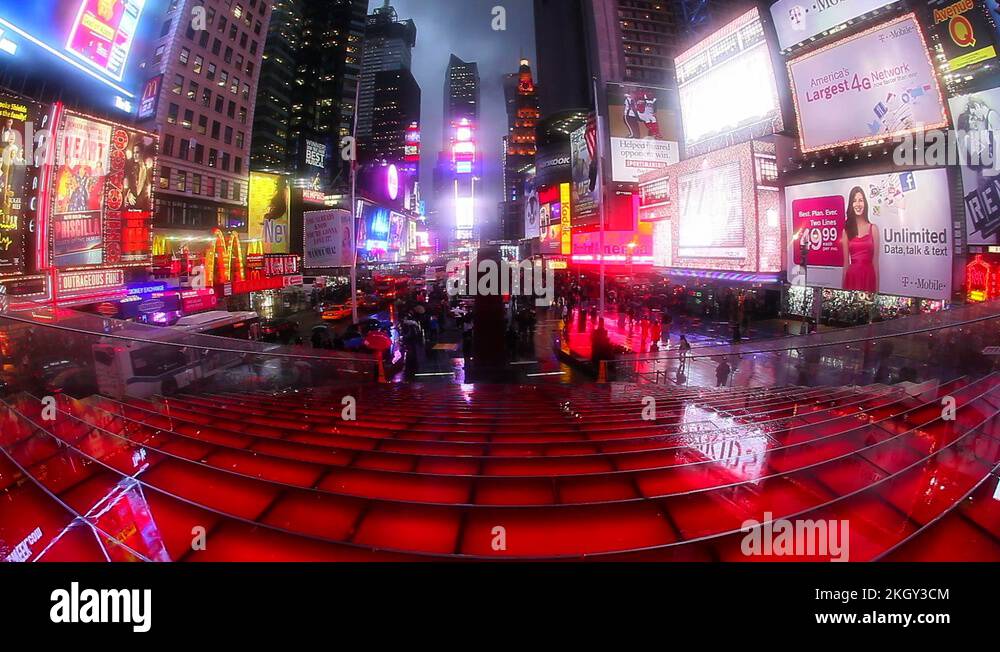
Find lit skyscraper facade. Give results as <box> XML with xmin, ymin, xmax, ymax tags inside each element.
<box><xmin>357</xmin><ymin>1</ymin><xmax>417</xmax><ymax>146</ymax></box>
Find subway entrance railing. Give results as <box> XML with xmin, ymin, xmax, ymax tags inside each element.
<box><xmin>600</xmin><ymin>301</ymin><xmax>1000</xmax><ymax>389</ymax></box>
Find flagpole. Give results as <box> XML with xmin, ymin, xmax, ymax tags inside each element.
<box><xmin>594</xmin><ymin>77</ymin><xmax>606</xmax><ymax>322</ymax></box>
<box><xmin>350</xmin><ymin>73</ymin><xmax>361</xmax><ymax>325</ymax></box>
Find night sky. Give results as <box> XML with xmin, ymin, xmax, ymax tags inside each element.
<box><xmin>386</xmin><ymin>0</ymin><xmax>536</xmax><ymax>231</ymax></box>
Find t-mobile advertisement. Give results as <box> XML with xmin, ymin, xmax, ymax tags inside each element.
<box><xmin>788</xmin><ymin>14</ymin><xmax>948</xmax><ymax>153</ymax></box>
<box><xmin>785</xmin><ymin>168</ymin><xmax>953</xmax><ymax>300</ymax></box>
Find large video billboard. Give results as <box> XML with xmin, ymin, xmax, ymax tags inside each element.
<box><xmin>652</xmin><ymin>141</ymin><xmax>782</xmax><ymax>273</ymax></box>
<box><xmin>606</xmin><ymin>83</ymin><xmax>680</xmax><ymax>183</ymax></box>
<box><xmin>675</xmin><ymin>7</ymin><xmax>783</xmax><ymax>157</ymax></box>
<box><xmin>248</xmin><ymin>172</ymin><xmax>290</xmax><ymax>254</ymax></box>
<box><xmin>948</xmin><ymin>86</ymin><xmax>1000</xmax><ymax>244</ymax></box>
<box><xmin>0</xmin><ymin>94</ymin><xmax>45</xmax><ymax>275</ymax></box>
<box><xmin>770</xmin><ymin>0</ymin><xmax>898</xmax><ymax>51</ymax></box>
<box><xmin>678</xmin><ymin>162</ymin><xmax>746</xmax><ymax>260</ymax></box>
<box><xmin>787</xmin><ymin>14</ymin><xmax>948</xmax><ymax>153</ymax></box>
<box><xmin>785</xmin><ymin>168</ymin><xmax>953</xmax><ymax>300</ymax></box>
<box><xmin>0</xmin><ymin>1</ymin><xmax>163</xmax><ymax>114</ymax></box>
<box><xmin>524</xmin><ymin>180</ymin><xmax>541</xmax><ymax>239</ymax></box>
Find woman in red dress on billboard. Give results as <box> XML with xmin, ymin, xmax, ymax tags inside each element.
<box><xmin>841</xmin><ymin>186</ymin><xmax>878</xmax><ymax>293</ymax></box>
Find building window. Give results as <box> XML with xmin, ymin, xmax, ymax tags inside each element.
<box><xmin>153</xmin><ymin>44</ymin><xmax>165</xmax><ymax>64</ymax></box>
<box><xmin>176</xmin><ymin>170</ymin><xmax>187</xmax><ymax>192</ymax></box>
<box><xmin>234</xmin><ymin>156</ymin><xmax>243</xmax><ymax>174</ymax></box>
<box><xmin>211</xmin><ymin>120</ymin><xmax>221</xmax><ymax>139</ymax></box>
<box><xmin>217</xmin><ymin>16</ymin><xmax>227</xmax><ymax>33</ymax></box>
<box><xmin>236</xmin><ymin>131</ymin><xmax>245</xmax><ymax>148</ymax></box>
<box><xmin>187</xmin><ymin>80</ymin><xmax>198</xmax><ymax>101</ymax></box>
<box><xmin>245</xmin><ymin>60</ymin><xmax>254</xmax><ymax>76</ymax></box>
<box><xmin>212</xmin><ymin>38</ymin><xmax>221</xmax><ymax>55</ymax></box>
<box><xmin>179</xmin><ymin>138</ymin><xmax>189</xmax><ymax>159</ymax></box>
<box><xmin>201</xmin><ymin>87</ymin><xmax>212</xmax><ymax>107</ymax></box>
<box><xmin>206</xmin><ymin>62</ymin><xmax>216</xmax><ymax>81</ymax></box>
<box><xmin>234</xmin><ymin>4</ymin><xmax>244</xmax><ymax>19</ymax></box>
<box><xmin>195</xmin><ymin>143</ymin><xmax>205</xmax><ymax>164</ymax></box>
<box><xmin>171</xmin><ymin>74</ymin><xmax>183</xmax><ymax>94</ymax></box>
<box><xmin>241</xmin><ymin>83</ymin><xmax>249</xmax><ymax>101</ymax></box>
<box><xmin>229</xmin><ymin>24</ymin><xmax>238</xmax><ymax>41</ymax></box>
<box><xmin>239</xmin><ymin>32</ymin><xmax>248</xmax><ymax>49</ymax></box>
<box><xmin>204</xmin><ymin>176</ymin><xmax>215</xmax><ymax>197</ymax></box>
<box><xmin>162</xmin><ymin>134</ymin><xmax>174</xmax><ymax>157</ymax></box>
<box><xmin>224</xmin><ymin>126</ymin><xmax>233</xmax><ymax>144</ymax></box>
<box><xmin>230</xmin><ymin>76</ymin><xmax>239</xmax><ymax>94</ymax></box>
<box><xmin>254</xmin><ymin>20</ymin><xmax>261</xmax><ymax>35</ymax></box>
<box><xmin>198</xmin><ymin>30</ymin><xmax>209</xmax><ymax>48</ymax></box>
<box><xmin>182</xmin><ymin>109</ymin><xmax>193</xmax><ymax>129</ymax></box>
<box><xmin>160</xmin><ymin>19</ymin><xmax>172</xmax><ymax>37</ymax></box>
<box><xmin>218</xmin><ymin>70</ymin><xmax>228</xmax><ymax>88</ymax></box>
<box><xmin>250</xmin><ymin>40</ymin><xmax>257</xmax><ymax>55</ymax></box>
<box><xmin>239</xmin><ymin>106</ymin><xmax>247</xmax><ymax>124</ymax></box>
<box><xmin>215</xmin><ymin>95</ymin><xmax>224</xmax><ymax>113</ymax></box>
<box><xmin>220</xmin><ymin>179</ymin><xmax>228</xmax><ymax>198</ymax></box>
<box><xmin>159</xmin><ymin>165</ymin><xmax>170</xmax><ymax>189</ymax></box>
<box><xmin>221</xmin><ymin>152</ymin><xmax>230</xmax><ymax>171</ymax></box>
<box><xmin>179</xmin><ymin>47</ymin><xmax>190</xmax><ymax>65</ymax></box>
<box><xmin>193</xmin><ymin>174</ymin><xmax>202</xmax><ymax>195</ymax></box>
<box><xmin>193</xmin><ymin>55</ymin><xmax>203</xmax><ymax>74</ymax></box>
<box><xmin>197</xmin><ymin>114</ymin><xmax>208</xmax><ymax>135</ymax></box>
<box><xmin>167</xmin><ymin>103</ymin><xmax>179</xmax><ymax>124</ymax></box>
<box><xmin>208</xmin><ymin>149</ymin><xmax>217</xmax><ymax>168</ymax></box>
<box><xmin>224</xmin><ymin>46</ymin><xmax>233</xmax><ymax>64</ymax></box>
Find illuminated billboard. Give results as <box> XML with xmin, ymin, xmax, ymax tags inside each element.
<box><xmin>248</xmin><ymin>172</ymin><xmax>290</xmax><ymax>254</ymax></box>
<box><xmin>651</xmin><ymin>140</ymin><xmax>782</xmax><ymax>274</ymax></box>
<box><xmin>572</xmin><ymin>222</ymin><xmax>654</xmax><ymax>265</ymax></box>
<box><xmin>770</xmin><ymin>0</ymin><xmax>898</xmax><ymax>51</ymax></box>
<box><xmin>0</xmin><ymin>94</ymin><xmax>46</xmax><ymax>275</ymax></box>
<box><xmin>404</xmin><ymin>122</ymin><xmax>420</xmax><ymax>162</ymax></box>
<box><xmin>570</xmin><ymin>120</ymin><xmax>599</xmax><ymax>228</ymax></box>
<box><xmin>303</xmin><ymin>210</ymin><xmax>354</xmax><ymax>269</ymax></box>
<box><xmin>949</xmin><ymin>87</ymin><xmax>1000</xmax><ymax>244</ymax></box>
<box><xmin>606</xmin><ymin>83</ymin><xmax>680</xmax><ymax>183</ymax></box>
<box><xmin>356</xmin><ymin>203</ymin><xmax>391</xmax><ymax>257</ymax></box>
<box><xmin>785</xmin><ymin>168</ymin><xmax>953</xmax><ymax>300</ymax></box>
<box><xmin>927</xmin><ymin>0</ymin><xmax>998</xmax><ymax>72</ymax></box>
<box><xmin>52</xmin><ymin>113</ymin><xmax>111</xmax><ymax>267</ymax></box>
<box><xmin>0</xmin><ymin>0</ymin><xmax>162</xmax><ymax>113</ymax></box>
<box><xmin>787</xmin><ymin>14</ymin><xmax>947</xmax><ymax>153</ymax></box>
<box><xmin>675</xmin><ymin>8</ymin><xmax>783</xmax><ymax>157</ymax></box>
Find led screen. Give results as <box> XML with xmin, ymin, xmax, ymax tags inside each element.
<box><xmin>787</xmin><ymin>14</ymin><xmax>948</xmax><ymax>153</ymax></box>
<box><xmin>678</xmin><ymin>162</ymin><xmax>745</xmax><ymax>259</ymax></box>
<box><xmin>675</xmin><ymin>7</ymin><xmax>783</xmax><ymax>157</ymax></box>
<box><xmin>0</xmin><ymin>1</ymin><xmax>164</xmax><ymax>113</ymax></box>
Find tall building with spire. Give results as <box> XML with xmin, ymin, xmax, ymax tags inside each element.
<box><xmin>499</xmin><ymin>59</ymin><xmax>539</xmax><ymax>241</ymax></box>
<box><xmin>357</xmin><ymin>1</ymin><xmax>418</xmax><ymax>147</ymax></box>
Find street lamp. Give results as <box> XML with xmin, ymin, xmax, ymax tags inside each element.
<box><xmin>626</xmin><ymin>241</ymin><xmax>637</xmax><ymax>282</ymax></box>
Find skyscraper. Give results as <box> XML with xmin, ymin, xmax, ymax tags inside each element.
<box><xmin>442</xmin><ymin>54</ymin><xmax>480</xmax><ymax>145</ymax></box>
<box><xmin>137</xmin><ymin>0</ymin><xmax>272</xmax><ymax>235</ymax></box>
<box><xmin>251</xmin><ymin>0</ymin><xmax>367</xmax><ymax>191</ymax></box>
<box><xmin>499</xmin><ymin>59</ymin><xmax>539</xmax><ymax>241</ymax></box>
<box><xmin>589</xmin><ymin>0</ymin><xmax>680</xmax><ymax>87</ymax></box>
<box><xmin>357</xmin><ymin>1</ymin><xmax>417</xmax><ymax>145</ymax></box>
<box><xmin>369</xmin><ymin>69</ymin><xmax>421</xmax><ymax>164</ymax></box>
